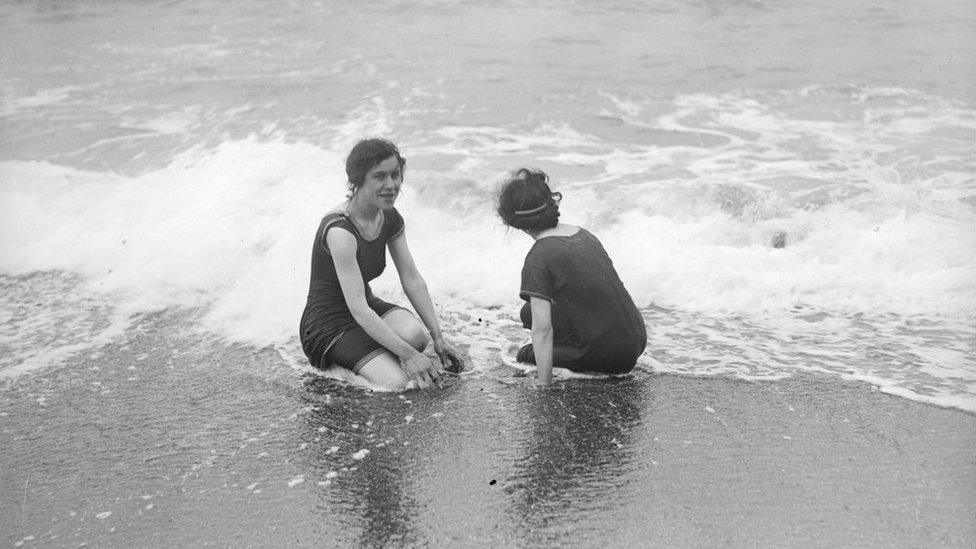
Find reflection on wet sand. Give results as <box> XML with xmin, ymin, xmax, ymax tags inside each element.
<box><xmin>348</xmin><ymin>442</ymin><xmax>419</xmax><ymax>547</ymax></box>
<box><xmin>505</xmin><ymin>378</ymin><xmax>649</xmax><ymax>544</ymax></box>
<box><xmin>299</xmin><ymin>374</ymin><xmax>481</xmax><ymax>546</ymax></box>
<box><xmin>300</xmin><ymin>376</ymin><xmax>423</xmax><ymax>546</ymax></box>
<box><xmin>294</xmin><ymin>372</ymin><xmax>656</xmax><ymax>546</ymax></box>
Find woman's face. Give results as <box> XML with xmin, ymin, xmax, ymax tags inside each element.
<box><xmin>357</xmin><ymin>155</ymin><xmax>402</xmax><ymax>210</ymax></box>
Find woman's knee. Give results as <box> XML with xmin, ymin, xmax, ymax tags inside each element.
<box><xmin>383</xmin><ymin>309</ymin><xmax>428</xmax><ymax>352</ymax></box>
<box><xmin>357</xmin><ymin>353</ymin><xmax>410</xmax><ymax>390</ymax></box>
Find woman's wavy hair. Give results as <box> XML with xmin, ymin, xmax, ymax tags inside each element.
<box><xmin>345</xmin><ymin>138</ymin><xmax>406</xmax><ymax>196</ymax></box>
<box><xmin>497</xmin><ymin>168</ymin><xmax>562</xmax><ymax>231</ymax></box>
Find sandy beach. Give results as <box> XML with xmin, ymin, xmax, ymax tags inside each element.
<box><xmin>2</xmin><ymin>1</ymin><xmax>975</xmax><ymax>547</ymax></box>
<box><xmin>1</xmin><ymin>311</ymin><xmax>973</xmax><ymax>548</ymax></box>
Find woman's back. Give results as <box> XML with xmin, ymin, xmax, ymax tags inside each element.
<box><xmin>520</xmin><ymin>227</ymin><xmax>646</xmax><ymax>357</ymax></box>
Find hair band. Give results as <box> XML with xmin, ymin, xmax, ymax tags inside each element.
<box><xmin>513</xmin><ymin>203</ymin><xmax>548</xmax><ymax>216</ymax></box>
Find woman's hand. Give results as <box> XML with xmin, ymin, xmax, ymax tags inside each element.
<box><xmin>402</xmin><ymin>352</ymin><xmax>443</xmax><ymax>389</ymax></box>
<box><xmin>433</xmin><ymin>339</ymin><xmax>464</xmax><ymax>373</ymax></box>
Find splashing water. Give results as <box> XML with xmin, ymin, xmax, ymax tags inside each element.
<box><xmin>1</xmin><ymin>0</ymin><xmax>974</xmax><ymax>411</ymax></box>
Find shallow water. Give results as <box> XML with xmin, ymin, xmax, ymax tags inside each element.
<box><xmin>1</xmin><ymin>8</ymin><xmax>976</xmax><ymax>542</ymax></box>
<box><xmin>1</xmin><ymin>308</ymin><xmax>973</xmax><ymax>546</ymax></box>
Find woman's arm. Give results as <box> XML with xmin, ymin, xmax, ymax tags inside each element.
<box><xmin>529</xmin><ymin>297</ymin><xmax>554</xmax><ymax>384</ymax></box>
<box><xmin>388</xmin><ymin>230</ymin><xmax>464</xmax><ymax>371</ymax></box>
<box><xmin>328</xmin><ymin>228</ymin><xmax>440</xmax><ymax>387</ymax></box>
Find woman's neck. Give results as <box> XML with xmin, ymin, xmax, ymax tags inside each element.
<box><xmin>346</xmin><ymin>195</ymin><xmax>381</xmax><ymax>220</ymax></box>
<box><xmin>526</xmin><ymin>223</ymin><xmax>578</xmax><ymax>241</ymax></box>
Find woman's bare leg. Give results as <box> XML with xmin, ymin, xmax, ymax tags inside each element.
<box><xmin>356</xmin><ymin>351</ymin><xmax>411</xmax><ymax>390</ymax></box>
<box><xmin>381</xmin><ymin>309</ymin><xmax>428</xmax><ymax>352</ymax></box>
<box><xmin>346</xmin><ymin>309</ymin><xmax>428</xmax><ymax>390</ymax></box>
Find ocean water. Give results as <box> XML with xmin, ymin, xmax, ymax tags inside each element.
<box><xmin>1</xmin><ymin>0</ymin><xmax>974</xmax><ymax>411</ymax></box>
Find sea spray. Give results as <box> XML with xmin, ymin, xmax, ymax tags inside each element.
<box><xmin>0</xmin><ymin>0</ymin><xmax>973</xmax><ymax>410</ymax></box>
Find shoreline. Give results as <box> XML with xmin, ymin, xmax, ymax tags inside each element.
<box><xmin>0</xmin><ymin>311</ymin><xmax>974</xmax><ymax>547</ymax></box>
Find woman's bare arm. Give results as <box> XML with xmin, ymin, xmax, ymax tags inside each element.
<box><xmin>389</xmin><ymin>230</ymin><xmax>464</xmax><ymax>371</ymax></box>
<box><xmin>529</xmin><ymin>297</ymin><xmax>553</xmax><ymax>384</ymax></box>
<box><xmin>327</xmin><ymin>227</ymin><xmax>440</xmax><ymax>386</ymax></box>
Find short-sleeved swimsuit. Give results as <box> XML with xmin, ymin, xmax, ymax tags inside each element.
<box><xmin>299</xmin><ymin>208</ymin><xmax>407</xmax><ymax>373</ymax></box>
<box><xmin>519</xmin><ymin>227</ymin><xmax>647</xmax><ymax>374</ymax></box>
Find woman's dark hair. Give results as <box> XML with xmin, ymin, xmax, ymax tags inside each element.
<box><xmin>345</xmin><ymin>138</ymin><xmax>406</xmax><ymax>195</ymax></box>
<box><xmin>497</xmin><ymin>168</ymin><xmax>561</xmax><ymax>231</ymax></box>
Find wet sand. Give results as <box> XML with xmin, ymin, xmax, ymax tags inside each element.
<box><xmin>1</xmin><ymin>311</ymin><xmax>974</xmax><ymax>547</ymax></box>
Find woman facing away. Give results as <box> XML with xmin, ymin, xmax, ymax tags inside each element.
<box><xmin>300</xmin><ymin>138</ymin><xmax>463</xmax><ymax>390</ymax></box>
<box><xmin>498</xmin><ymin>168</ymin><xmax>647</xmax><ymax>384</ymax></box>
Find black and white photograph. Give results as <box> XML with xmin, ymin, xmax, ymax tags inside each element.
<box><xmin>1</xmin><ymin>0</ymin><xmax>974</xmax><ymax>546</ymax></box>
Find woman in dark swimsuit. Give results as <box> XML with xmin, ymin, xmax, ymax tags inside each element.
<box><xmin>497</xmin><ymin>168</ymin><xmax>646</xmax><ymax>384</ymax></box>
<box><xmin>300</xmin><ymin>139</ymin><xmax>462</xmax><ymax>390</ymax></box>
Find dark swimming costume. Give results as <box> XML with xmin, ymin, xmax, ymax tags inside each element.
<box><xmin>325</xmin><ymin>297</ymin><xmax>402</xmax><ymax>373</ymax></box>
<box><xmin>518</xmin><ymin>228</ymin><xmax>646</xmax><ymax>374</ymax></box>
<box><xmin>299</xmin><ymin>208</ymin><xmax>405</xmax><ymax>370</ymax></box>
